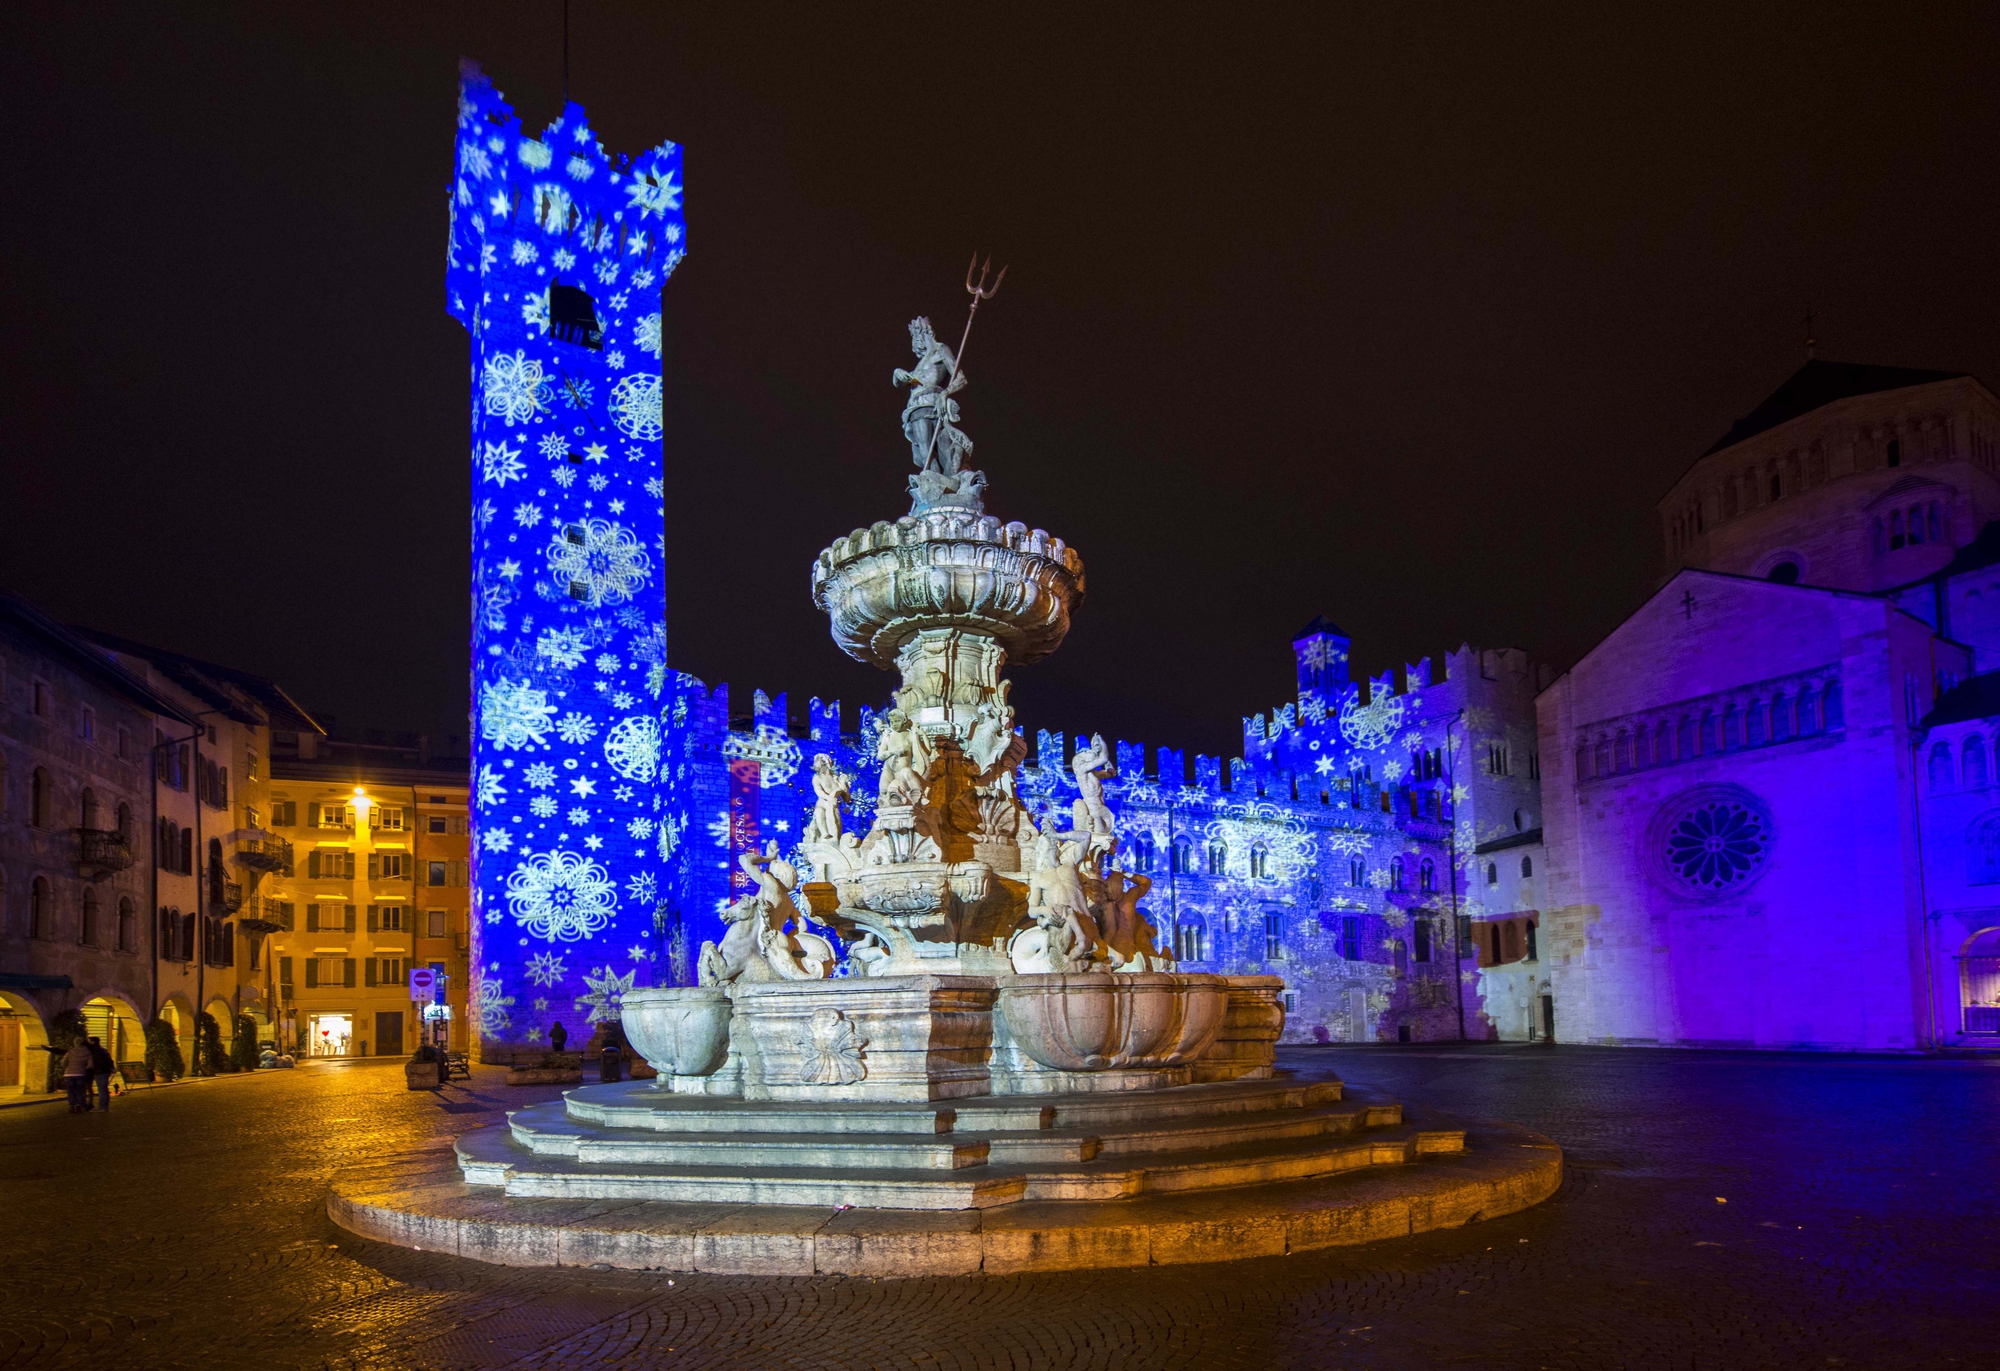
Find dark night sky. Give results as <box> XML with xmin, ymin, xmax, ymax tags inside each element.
<box><xmin>3</xmin><ymin>4</ymin><xmax>1997</xmax><ymax>759</ymax></box>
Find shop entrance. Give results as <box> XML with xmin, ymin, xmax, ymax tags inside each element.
<box><xmin>309</xmin><ymin>1013</ymin><xmax>353</xmax><ymax>1056</ymax></box>
<box><xmin>375</xmin><ymin>1012</ymin><xmax>404</xmax><ymax>1056</ymax></box>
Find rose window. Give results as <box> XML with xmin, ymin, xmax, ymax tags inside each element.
<box><xmin>1662</xmin><ymin>797</ymin><xmax>1769</xmax><ymax>891</ymax></box>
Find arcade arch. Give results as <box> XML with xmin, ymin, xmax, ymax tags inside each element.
<box><xmin>0</xmin><ymin>992</ymin><xmax>50</xmax><ymax>1095</ymax></box>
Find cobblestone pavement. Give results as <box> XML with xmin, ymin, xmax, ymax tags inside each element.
<box><xmin>2</xmin><ymin>1045</ymin><xmax>1994</xmax><ymax>1370</ymax></box>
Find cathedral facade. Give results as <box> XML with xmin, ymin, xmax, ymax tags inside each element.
<box><xmin>1539</xmin><ymin>361</ymin><xmax>2000</xmax><ymax>1050</ymax></box>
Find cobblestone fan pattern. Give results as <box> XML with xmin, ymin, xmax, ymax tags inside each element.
<box><xmin>2</xmin><ymin>1047</ymin><xmax>1993</xmax><ymax>1370</ymax></box>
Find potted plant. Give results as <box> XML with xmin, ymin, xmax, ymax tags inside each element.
<box><xmin>404</xmin><ymin>1044</ymin><xmax>446</xmax><ymax>1091</ymax></box>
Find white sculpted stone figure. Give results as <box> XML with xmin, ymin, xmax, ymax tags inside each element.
<box><xmin>876</xmin><ymin>709</ymin><xmax>934</xmax><ymax>807</ymax></box>
<box><xmin>1013</xmin><ymin>833</ymin><xmax>1103</xmax><ymax>973</ymax></box>
<box><xmin>892</xmin><ymin>316</ymin><xmax>971</xmax><ymax>477</ymax></box>
<box><xmin>697</xmin><ymin>842</ymin><xmax>838</xmax><ymax>985</ymax></box>
<box><xmin>1070</xmin><ymin>732</ymin><xmax>1116</xmax><ymax>839</ymax></box>
<box><xmin>805</xmin><ymin>753</ymin><xmax>852</xmax><ymax>843</ymax></box>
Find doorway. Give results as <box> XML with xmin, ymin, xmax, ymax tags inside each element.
<box><xmin>0</xmin><ymin>1019</ymin><xmax>17</xmax><ymax>1088</ymax></box>
<box><xmin>1347</xmin><ymin>987</ymin><xmax>1369</xmax><ymax>1043</ymax></box>
<box><xmin>1541</xmin><ymin>994</ymin><xmax>1556</xmax><ymax>1042</ymax></box>
<box><xmin>309</xmin><ymin>1013</ymin><xmax>353</xmax><ymax>1056</ymax></box>
<box><xmin>375</xmin><ymin>1011</ymin><xmax>404</xmax><ymax>1057</ymax></box>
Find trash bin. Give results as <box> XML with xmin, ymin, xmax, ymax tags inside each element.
<box><xmin>599</xmin><ymin>1044</ymin><xmax>623</xmax><ymax>1083</ymax></box>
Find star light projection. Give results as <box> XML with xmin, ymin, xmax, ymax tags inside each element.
<box><xmin>447</xmin><ymin>62</ymin><xmax>685</xmax><ymax>1054</ymax></box>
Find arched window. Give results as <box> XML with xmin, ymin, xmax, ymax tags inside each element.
<box><xmin>1771</xmin><ymin>693</ymin><xmax>1790</xmax><ymax>742</ymax></box>
<box><xmin>1613</xmin><ymin>732</ymin><xmax>1629</xmax><ymax>773</ymax></box>
<box><xmin>1970</xmin><ymin>816</ymin><xmax>2000</xmax><ymax>885</ymax></box>
<box><xmin>116</xmin><ymin>802</ymin><xmax>132</xmax><ymax>843</ymax></box>
<box><xmin>1907</xmin><ymin>506</ymin><xmax>1925</xmax><ymax>545</ymax></box>
<box><xmin>1485</xmin><ymin>861</ymin><xmax>1498</xmax><ymax>885</ymax></box>
<box><xmin>1745</xmin><ymin>701</ymin><xmax>1765</xmax><ymax>747</ymax></box>
<box><xmin>1174</xmin><ymin>917</ymin><xmax>1205</xmax><ymax>962</ymax></box>
<box><xmin>81</xmin><ymin>888</ymin><xmax>98</xmax><ymax>946</ymax></box>
<box><xmin>1678</xmin><ymin>717</ymin><xmax>1694</xmax><ymax>758</ymax></box>
<box><xmin>117</xmin><ymin>896</ymin><xmax>135</xmax><ymax>952</ymax></box>
<box><xmin>1348</xmin><ymin>857</ymin><xmax>1365</xmax><ymax>886</ymax></box>
<box><xmin>1390</xmin><ymin>857</ymin><xmax>1405</xmax><ymax>892</ymax></box>
<box><xmin>180</xmin><ymin>827</ymin><xmax>194</xmax><ymax>875</ymax></box>
<box><xmin>1930</xmin><ymin>502</ymin><xmax>1943</xmax><ymax>542</ymax></box>
<box><xmin>30</xmin><ymin>767</ymin><xmax>50</xmax><ymax>828</ymax></box>
<box><xmin>80</xmin><ymin>786</ymin><xmax>98</xmax><ymax>831</ymax></box>
<box><xmin>1575</xmin><ymin>743</ymin><xmax>1591</xmax><ymax>781</ymax></box>
<box><xmin>1966</xmin><ymin>736</ymin><xmax>1990</xmax><ymax>789</ymax></box>
<box><xmin>1721</xmin><ymin>707</ymin><xmax>1739</xmax><ymax>750</ymax></box>
<box><xmin>1249</xmin><ymin>845</ymin><xmax>1269</xmax><ymax>881</ymax></box>
<box><xmin>1419</xmin><ymin>858</ymin><xmax>1436</xmax><ymax>892</ymax></box>
<box><xmin>1393</xmin><ymin>939</ymin><xmax>1408</xmax><ymax>976</ymax></box>
<box><xmin>1521</xmin><ymin>855</ymin><xmax>1533</xmax><ymax>878</ymax></box>
<box><xmin>1132</xmin><ymin>832</ymin><xmax>1156</xmax><ymax>873</ymax></box>
<box><xmin>1823</xmin><ymin>683</ymin><xmax>1844</xmax><ymax>729</ymax></box>
<box><xmin>1891</xmin><ymin>510</ymin><xmax>1906</xmax><ymax>549</ymax></box>
<box><xmin>1171</xmin><ymin>837</ymin><xmax>1193</xmax><ymax>874</ymax></box>
<box><xmin>1930</xmin><ymin>742</ymin><xmax>1954</xmax><ymax>791</ymax></box>
<box><xmin>1872</xmin><ymin>518</ymin><xmax>1885</xmax><ymax>555</ymax></box>
<box><xmin>29</xmin><ymin>876</ymin><xmax>50</xmax><ymax>939</ymax></box>
<box><xmin>1206</xmin><ymin>840</ymin><xmax>1226</xmax><ymax>876</ymax></box>
<box><xmin>1700</xmin><ymin>713</ymin><xmax>1717</xmax><ymax>754</ymax></box>
<box><xmin>1594</xmin><ymin>738</ymin><xmax>1611</xmax><ymax>777</ymax></box>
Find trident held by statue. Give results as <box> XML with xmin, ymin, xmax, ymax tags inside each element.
<box><xmin>920</xmin><ymin>254</ymin><xmax>1007</xmax><ymax>472</ymax></box>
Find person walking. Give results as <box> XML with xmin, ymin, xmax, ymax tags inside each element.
<box><xmin>87</xmin><ymin>1036</ymin><xmax>116</xmax><ymax>1112</ymax></box>
<box><xmin>60</xmin><ymin>1038</ymin><xmax>92</xmax><ymax>1113</ymax></box>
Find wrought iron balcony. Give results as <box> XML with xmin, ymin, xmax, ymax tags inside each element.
<box><xmin>74</xmin><ymin>828</ymin><xmax>134</xmax><ymax>881</ymax></box>
<box><xmin>238</xmin><ymin>897</ymin><xmax>284</xmax><ymax>935</ymax></box>
<box><xmin>235</xmin><ymin>836</ymin><xmax>293</xmax><ymax>877</ymax></box>
<box><xmin>221</xmin><ymin>881</ymin><xmax>244</xmax><ymax>914</ymax></box>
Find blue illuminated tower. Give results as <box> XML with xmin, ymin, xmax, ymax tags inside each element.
<box><xmin>447</xmin><ymin>62</ymin><xmax>685</xmax><ymax>1058</ymax></box>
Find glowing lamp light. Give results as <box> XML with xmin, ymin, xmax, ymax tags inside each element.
<box><xmin>351</xmin><ymin>787</ymin><xmax>372</xmax><ymax>818</ymax></box>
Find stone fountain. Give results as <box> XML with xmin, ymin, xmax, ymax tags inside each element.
<box><xmin>331</xmin><ymin>312</ymin><xmax>1561</xmax><ymax>1276</ymax></box>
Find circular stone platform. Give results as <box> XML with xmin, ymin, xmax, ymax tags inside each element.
<box><xmin>328</xmin><ymin>1074</ymin><xmax>1561</xmax><ymax>1277</ymax></box>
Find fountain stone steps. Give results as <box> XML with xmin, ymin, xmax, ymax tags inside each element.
<box><xmin>460</xmin><ymin>1094</ymin><xmax>1462</xmax><ymax>1210</ymax></box>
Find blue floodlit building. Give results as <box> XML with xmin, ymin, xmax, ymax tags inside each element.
<box><xmin>448</xmin><ymin>63</ymin><xmax>685</xmax><ymax>1057</ymax></box>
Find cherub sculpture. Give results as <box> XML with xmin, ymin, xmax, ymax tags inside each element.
<box><xmin>805</xmin><ymin>753</ymin><xmax>852</xmax><ymax>842</ymax></box>
<box><xmin>697</xmin><ymin>842</ymin><xmax>838</xmax><ymax>985</ymax></box>
<box><xmin>876</xmin><ymin>709</ymin><xmax>934</xmax><ymax>807</ymax></box>
<box><xmin>1095</xmin><ymin>868</ymin><xmax>1174</xmax><ymax>971</ymax></box>
<box><xmin>1070</xmin><ymin>733</ymin><xmax>1116</xmax><ymax>840</ymax></box>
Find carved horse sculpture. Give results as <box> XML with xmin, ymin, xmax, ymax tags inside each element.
<box><xmin>698</xmin><ymin>842</ymin><xmax>839</xmax><ymax>985</ymax></box>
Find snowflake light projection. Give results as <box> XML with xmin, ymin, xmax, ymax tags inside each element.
<box><xmin>450</xmin><ymin>61</ymin><xmax>685</xmax><ymax>1055</ymax></box>
<box><xmin>1339</xmin><ymin>688</ymin><xmax>1405</xmax><ymax>751</ymax></box>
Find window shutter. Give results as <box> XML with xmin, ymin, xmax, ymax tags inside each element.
<box><xmin>306</xmin><ymin>903</ymin><xmax>319</xmax><ymax>932</ymax></box>
<box><xmin>280</xmin><ymin>955</ymin><xmax>293</xmax><ymax>985</ymax></box>
<box><xmin>183</xmin><ymin>912</ymin><xmax>197</xmax><ymax>957</ymax></box>
<box><xmin>343</xmin><ymin>958</ymin><xmax>356</xmax><ymax>988</ymax></box>
<box><xmin>364</xmin><ymin>958</ymin><xmax>377</xmax><ymax>987</ymax></box>
<box><xmin>344</xmin><ymin>906</ymin><xmax>357</xmax><ymax>934</ymax></box>
<box><xmin>308</xmin><ymin>801</ymin><xmax>320</xmax><ymax>828</ymax></box>
<box><xmin>367</xmin><ymin>905</ymin><xmax>379</xmax><ymax>933</ymax></box>
<box><xmin>403</xmin><ymin>806</ymin><xmax>415</xmax><ymax>831</ymax></box>
<box><xmin>220</xmin><ymin>768</ymin><xmax>228</xmax><ymax>806</ymax></box>
<box><xmin>367</xmin><ymin>854</ymin><xmax>378</xmax><ymax>880</ymax></box>
<box><xmin>308</xmin><ymin>850</ymin><xmax>320</xmax><ymax>879</ymax></box>
<box><xmin>305</xmin><ymin>959</ymin><xmax>318</xmax><ymax>988</ymax></box>
<box><xmin>344</xmin><ymin>852</ymin><xmax>357</xmax><ymax>879</ymax></box>
<box><xmin>279</xmin><ymin>901</ymin><xmax>294</xmax><ymax>931</ymax></box>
